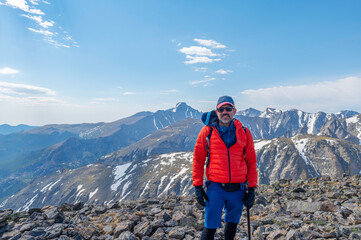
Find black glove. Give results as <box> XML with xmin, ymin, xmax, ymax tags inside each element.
<box><xmin>243</xmin><ymin>187</ymin><xmax>255</xmax><ymax>209</ymax></box>
<box><xmin>194</xmin><ymin>185</ymin><xmax>209</xmax><ymax>207</ymax></box>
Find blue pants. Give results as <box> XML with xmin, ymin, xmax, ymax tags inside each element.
<box><xmin>204</xmin><ymin>182</ymin><xmax>246</xmax><ymax>229</ymax></box>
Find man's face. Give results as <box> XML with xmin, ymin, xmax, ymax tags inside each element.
<box><xmin>216</xmin><ymin>104</ymin><xmax>236</xmax><ymax>125</ymax></box>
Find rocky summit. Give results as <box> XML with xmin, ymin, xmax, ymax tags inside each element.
<box><xmin>0</xmin><ymin>175</ymin><xmax>360</xmax><ymax>240</ymax></box>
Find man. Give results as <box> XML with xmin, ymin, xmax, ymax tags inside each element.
<box><xmin>192</xmin><ymin>96</ymin><xmax>257</xmax><ymax>240</ymax></box>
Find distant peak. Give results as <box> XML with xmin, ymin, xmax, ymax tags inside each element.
<box><xmin>260</xmin><ymin>107</ymin><xmax>282</xmax><ymax>118</ymax></box>
<box><xmin>237</xmin><ymin>108</ymin><xmax>261</xmax><ymax>117</ymax></box>
<box><xmin>336</xmin><ymin>110</ymin><xmax>360</xmax><ymax>119</ymax></box>
<box><xmin>175</xmin><ymin>102</ymin><xmax>187</xmax><ymax>108</ymax></box>
<box><xmin>172</xmin><ymin>102</ymin><xmax>189</xmax><ymax>112</ymax></box>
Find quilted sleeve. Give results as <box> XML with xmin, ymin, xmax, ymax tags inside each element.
<box><xmin>192</xmin><ymin>126</ymin><xmax>209</xmax><ymax>186</ymax></box>
<box><xmin>244</xmin><ymin>128</ymin><xmax>258</xmax><ymax>187</ymax></box>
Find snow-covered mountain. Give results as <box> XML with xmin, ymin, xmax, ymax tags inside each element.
<box><xmin>236</xmin><ymin>108</ymin><xmax>361</xmax><ymax>144</ymax></box>
<box><xmin>3</xmin><ymin>134</ymin><xmax>360</xmax><ymax>211</ymax></box>
<box><xmin>1</xmin><ymin>104</ymin><xmax>361</xmax><ymax>210</ymax></box>
<box><xmin>255</xmin><ymin>135</ymin><xmax>361</xmax><ymax>184</ymax></box>
<box><xmin>23</xmin><ymin>102</ymin><xmax>201</xmax><ymax>139</ymax></box>
<box><xmin>237</xmin><ymin>107</ymin><xmax>262</xmax><ymax>117</ymax></box>
<box><xmin>0</xmin><ymin>103</ymin><xmax>201</xmax><ymax>200</ymax></box>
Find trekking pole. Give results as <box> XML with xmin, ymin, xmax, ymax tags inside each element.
<box><xmin>247</xmin><ymin>207</ymin><xmax>251</xmax><ymax>240</ymax></box>
<box><xmin>244</xmin><ymin>181</ymin><xmax>252</xmax><ymax>240</ymax></box>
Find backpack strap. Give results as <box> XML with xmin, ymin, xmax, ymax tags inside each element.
<box><xmin>205</xmin><ymin>126</ymin><xmax>213</xmax><ymax>167</ymax></box>
<box><xmin>242</xmin><ymin>126</ymin><xmax>247</xmax><ymax>156</ymax></box>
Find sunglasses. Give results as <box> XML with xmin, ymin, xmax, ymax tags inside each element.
<box><xmin>217</xmin><ymin>107</ymin><xmax>234</xmax><ymax>113</ymax></box>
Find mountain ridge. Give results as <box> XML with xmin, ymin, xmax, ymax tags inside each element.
<box><xmin>0</xmin><ymin>103</ymin><xmax>360</xmax><ymax>210</ymax></box>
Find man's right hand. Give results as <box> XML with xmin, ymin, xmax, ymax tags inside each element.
<box><xmin>194</xmin><ymin>185</ymin><xmax>209</xmax><ymax>207</ymax></box>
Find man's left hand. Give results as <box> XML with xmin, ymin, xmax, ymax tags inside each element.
<box><xmin>243</xmin><ymin>187</ymin><xmax>255</xmax><ymax>209</ymax></box>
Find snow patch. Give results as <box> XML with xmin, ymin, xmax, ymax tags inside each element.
<box><xmin>120</xmin><ymin>192</ymin><xmax>131</xmax><ymax>202</ymax></box>
<box><xmin>159</xmin><ymin>167</ymin><xmax>189</xmax><ymax>196</ymax></box>
<box><xmin>143</xmin><ymin>158</ymin><xmax>152</xmax><ymax>163</ymax></box>
<box><xmin>153</xmin><ymin>117</ymin><xmax>159</xmax><ymax>130</ymax></box>
<box><xmin>76</xmin><ymin>189</ymin><xmax>85</xmax><ymax>199</ymax></box>
<box><xmin>292</xmin><ymin>138</ymin><xmax>321</xmax><ymax>177</ymax></box>
<box><xmin>40</xmin><ymin>178</ymin><xmax>62</xmax><ymax>193</ymax></box>
<box><xmin>346</xmin><ymin>115</ymin><xmax>359</xmax><ymax>124</ymax></box>
<box><xmin>89</xmin><ymin>188</ymin><xmax>98</xmax><ymax>199</ymax></box>
<box><xmin>158</xmin><ymin>175</ymin><xmax>168</xmax><ymax>192</ymax></box>
<box><xmin>18</xmin><ymin>194</ymin><xmax>38</xmax><ymax>212</ymax></box>
<box><xmin>122</xmin><ymin>181</ymin><xmax>131</xmax><ymax>196</ymax></box>
<box><xmin>159</xmin><ymin>152</ymin><xmax>192</xmax><ymax>166</ymax></box>
<box><xmin>254</xmin><ymin>140</ymin><xmax>271</xmax><ymax>151</ymax></box>
<box><xmin>307</xmin><ymin>114</ymin><xmax>317</xmax><ymax>134</ymax></box>
<box><xmin>326</xmin><ymin>139</ymin><xmax>337</xmax><ymax>145</ymax></box>
<box><xmin>0</xmin><ymin>198</ymin><xmax>9</xmax><ymax>208</ymax></box>
<box><xmin>297</xmin><ymin>110</ymin><xmax>303</xmax><ymax>127</ymax></box>
<box><xmin>140</xmin><ymin>180</ymin><xmax>151</xmax><ymax>197</ymax></box>
<box><xmin>111</xmin><ymin>163</ymin><xmax>132</xmax><ymax>191</ymax></box>
<box><xmin>259</xmin><ymin>108</ymin><xmax>281</xmax><ymax>118</ymax></box>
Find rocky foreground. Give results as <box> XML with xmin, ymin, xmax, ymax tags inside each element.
<box><xmin>0</xmin><ymin>175</ymin><xmax>360</xmax><ymax>240</ymax></box>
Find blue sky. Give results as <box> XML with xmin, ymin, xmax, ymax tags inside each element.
<box><xmin>1</xmin><ymin>0</ymin><xmax>361</xmax><ymax>125</ymax></box>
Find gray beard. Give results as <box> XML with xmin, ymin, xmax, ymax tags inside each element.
<box><xmin>219</xmin><ymin>118</ymin><xmax>231</xmax><ymax>125</ymax></box>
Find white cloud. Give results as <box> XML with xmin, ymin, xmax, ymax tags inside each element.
<box><xmin>3</xmin><ymin>0</ymin><xmax>77</xmax><ymax>48</ymax></box>
<box><xmin>22</xmin><ymin>14</ymin><xmax>54</xmax><ymax>28</ymax></box>
<box><xmin>239</xmin><ymin>76</ymin><xmax>361</xmax><ymax>112</ymax></box>
<box><xmin>215</xmin><ymin>69</ymin><xmax>233</xmax><ymax>74</ymax></box>
<box><xmin>194</xmin><ymin>39</ymin><xmax>226</xmax><ymax>49</ymax></box>
<box><xmin>179</xmin><ymin>39</ymin><xmax>227</xmax><ymax>65</ymax></box>
<box><xmin>0</xmin><ymin>81</ymin><xmax>64</xmax><ymax>107</ymax></box>
<box><xmin>29</xmin><ymin>0</ymin><xmax>39</xmax><ymax>5</ymax></box>
<box><xmin>0</xmin><ymin>67</ymin><xmax>19</xmax><ymax>74</ymax></box>
<box><xmin>90</xmin><ymin>98</ymin><xmax>119</xmax><ymax>104</ymax></box>
<box><xmin>159</xmin><ymin>89</ymin><xmax>179</xmax><ymax>94</ymax></box>
<box><xmin>29</xmin><ymin>0</ymin><xmax>48</xmax><ymax>5</ymax></box>
<box><xmin>3</xmin><ymin>0</ymin><xmax>44</xmax><ymax>15</ymax></box>
<box><xmin>43</xmin><ymin>37</ymin><xmax>70</xmax><ymax>48</ymax></box>
<box><xmin>179</xmin><ymin>46</ymin><xmax>218</xmax><ymax>57</ymax></box>
<box><xmin>0</xmin><ymin>94</ymin><xmax>65</xmax><ymax>106</ymax></box>
<box><xmin>28</xmin><ymin>27</ymin><xmax>55</xmax><ymax>36</ymax></box>
<box><xmin>63</xmin><ymin>35</ymin><xmax>72</xmax><ymax>41</ymax></box>
<box><xmin>92</xmin><ymin>98</ymin><xmax>118</xmax><ymax>102</ymax></box>
<box><xmin>194</xmin><ymin>67</ymin><xmax>208</xmax><ymax>72</ymax></box>
<box><xmin>123</xmin><ymin>92</ymin><xmax>136</xmax><ymax>95</ymax></box>
<box><xmin>190</xmin><ymin>77</ymin><xmax>216</xmax><ymax>86</ymax></box>
<box><xmin>185</xmin><ymin>56</ymin><xmax>221</xmax><ymax>64</ymax></box>
<box><xmin>0</xmin><ymin>81</ymin><xmax>55</xmax><ymax>96</ymax></box>
<box><xmin>20</xmin><ymin>96</ymin><xmax>65</xmax><ymax>105</ymax></box>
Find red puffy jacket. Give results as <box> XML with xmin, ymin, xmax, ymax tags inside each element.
<box><xmin>192</xmin><ymin>118</ymin><xmax>258</xmax><ymax>187</ymax></box>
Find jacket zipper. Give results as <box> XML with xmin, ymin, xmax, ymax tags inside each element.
<box><xmin>227</xmin><ymin>148</ymin><xmax>231</xmax><ymax>183</ymax></box>
<box><xmin>214</xmin><ymin>128</ymin><xmax>232</xmax><ymax>183</ymax></box>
